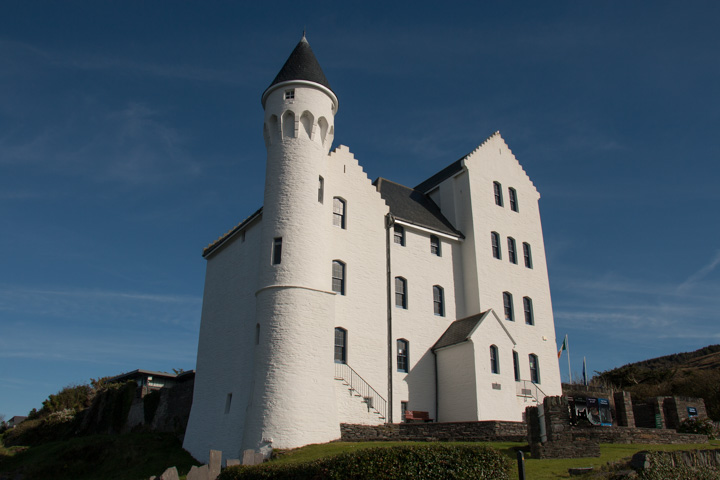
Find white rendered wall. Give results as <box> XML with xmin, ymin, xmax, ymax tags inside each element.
<box><xmin>436</xmin><ymin>342</ymin><xmax>478</xmax><ymax>422</ymax></box>
<box><xmin>326</xmin><ymin>145</ymin><xmax>389</xmax><ymax>424</ymax></box>
<box><xmin>390</xmin><ymin>224</ymin><xmax>460</xmax><ymax>422</ymax></box>
<box><xmin>183</xmin><ymin>218</ymin><xmax>261</xmax><ymax>463</ymax></box>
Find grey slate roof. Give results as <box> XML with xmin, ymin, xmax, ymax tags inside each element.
<box><xmin>263</xmin><ymin>36</ymin><xmax>334</xmax><ymax>97</ymax></box>
<box><xmin>414</xmin><ymin>156</ymin><xmax>465</xmax><ymax>193</ymax></box>
<box><xmin>432</xmin><ymin>311</ymin><xmax>489</xmax><ymax>350</ymax></box>
<box><xmin>203</xmin><ymin>207</ymin><xmax>263</xmax><ymax>258</ymax></box>
<box><xmin>374</xmin><ymin>178</ymin><xmax>463</xmax><ymax>238</ymax></box>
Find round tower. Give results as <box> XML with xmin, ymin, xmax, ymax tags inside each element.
<box><xmin>242</xmin><ymin>36</ymin><xmax>340</xmax><ymax>451</ymax></box>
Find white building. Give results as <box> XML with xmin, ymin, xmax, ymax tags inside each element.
<box><xmin>183</xmin><ymin>36</ymin><xmax>562</xmax><ymax>462</ymax></box>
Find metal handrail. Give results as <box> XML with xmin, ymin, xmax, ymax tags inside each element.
<box><xmin>516</xmin><ymin>379</ymin><xmax>547</xmax><ymax>404</ymax></box>
<box><xmin>334</xmin><ymin>362</ymin><xmax>387</xmax><ymax>421</ymax></box>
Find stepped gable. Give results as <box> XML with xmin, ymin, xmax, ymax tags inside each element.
<box><xmin>202</xmin><ymin>207</ymin><xmax>262</xmax><ymax>258</ymax></box>
<box><xmin>263</xmin><ymin>35</ymin><xmax>334</xmax><ymax>99</ymax></box>
<box><xmin>374</xmin><ymin>178</ymin><xmax>463</xmax><ymax>238</ymax></box>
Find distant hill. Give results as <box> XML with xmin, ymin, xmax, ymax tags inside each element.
<box><xmin>596</xmin><ymin>345</ymin><xmax>720</xmax><ymax>420</ymax></box>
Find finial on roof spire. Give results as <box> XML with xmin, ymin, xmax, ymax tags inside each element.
<box><xmin>302</xmin><ymin>28</ymin><xmax>307</xmax><ymax>41</ymax></box>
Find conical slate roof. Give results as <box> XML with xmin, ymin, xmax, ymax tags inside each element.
<box><xmin>263</xmin><ymin>36</ymin><xmax>334</xmax><ymax>99</ymax></box>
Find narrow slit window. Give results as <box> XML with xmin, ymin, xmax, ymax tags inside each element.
<box><xmin>490</xmin><ymin>345</ymin><xmax>499</xmax><ymax>374</ymax></box>
<box><xmin>513</xmin><ymin>351</ymin><xmax>520</xmax><ymax>381</ymax></box>
<box><xmin>318</xmin><ymin>176</ymin><xmax>324</xmax><ymax>203</ymax></box>
<box><xmin>224</xmin><ymin>393</ymin><xmax>233</xmax><ymax>414</ymax></box>
<box><xmin>397</xmin><ymin>339</ymin><xmax>409</xmax><ymax>373</ymax></box>
<box><xmin>433</xmin><ymin>285</ymin><xmax>444</xmax><ymax>316</ymax></box>
<box><xmin>272</xmin><ymin>237</ymin><xmax>282</xmax><ymax>265</ymax></box>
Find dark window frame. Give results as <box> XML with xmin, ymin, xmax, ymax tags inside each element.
<box><xmin>523</xmin><ymin>296</ymin><xmax>534</xmax><ymax>325</ymax></box>
<box><xmin>433</xmin><ymin>285</ymin><xmax>444</xmax><ymax>316</ymax></box>
<box><xmin>333</xmin><ymin>197</ymin><xmax>346</xmax><ymax>229</ymax></box>
<box><xmin>523</xmin><ymin>242</ymin><xmax>533</xmax><ymax>268</ymax></box>
<box><xmin>503</xmin><ymin>291</ymin><xmax>514</xmax><ymax>321</ymax></box>
<box><xmin>494</xmin><ymin>181</ymin><xmax>504</xmax><ymax>206</ymax></box>
<box><xmin>508</xmin><ymin>237</ymin><xmax>517</xmax><ymax>264</ymax></box>
<box><xmin>334</xmin><ymin>327</ymin><xmax>347</xmax><ymax>364</ymax></box>
<box><xmin>395</xmin><ymin>277</ymin><xmax>407</xmax><ymax>309</ymax></box>
<box><xmin>332</xmin><ymin>260</ymin><xmax>346</xmax><ymax>295</ymax></box>
<box><xmin>509</xmin><ymin>187</ymin><xmax>519</xmax><ymax>212</ymax></box>
<box><xmin>490</xmin><ymin>345</ymin><xmax>500</xmax><ymax>374</ymax></box>
<box><xmin>513</xmin><ymin>350</ymin><xmax>520</xmax><ymax>381</ymax></box>
<box><xmin>529</xmin><ymin>353</ymin><xmax>540</xmax><ymax>384</ymax></box>
<box><xmin>430</xmin><ymin>235</ymin><xmax>441</xmax><ymax>256</ymax></box>
<box><xmin>491</xmin><ymin>232</ymin><xmax>501</xmax><ymax>259</ymax></box>
<box><xmin>394</xmin><ymin>224</ymin><xmax>405</xmax><ymax>246</ymax></box>
<box><xmin>272</xmin><ymin>237</ymin><xmax>282</xmax><ymax>265</ymax></box>
<box><xmin>397</xmin><ymin>339</ymin><xmax>409</xmax><ymax>373</ymax></box>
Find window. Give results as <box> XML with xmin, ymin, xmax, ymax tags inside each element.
<box><xmin>401</xmin><ymin>401</ymin><xmax>409</xmax><ymax>422</ymax></box>
<box><xmin>224</xmin><ymin>393</ymin><xmax>233</xmax><ymax>414</ymax></box>
<box><xmin>529</xmin><ymin>354</ymin><xmax>540</xmax><ymax>383</ymax></box>
<box><xmin>523</xmin><ymin>242</ymin><xmax>533</xmax><ymax>268</ymax></box>
<box><xmin>240</xmin><ymin>230</ymin><xmax>246</xmax><ymax>242</ymax></box>
<box><xmin>523</xmin><ymin>297</ymin><xmax>534</xmax><ymax>325</ymax></box>
<box><xmin>493</xmin><ymin>181</ymin><xmax>503</xmax><ymax>206</ymax></box>
<box><xmin>318</xmin><ymin>176</ymin><xmax>324</xmax><ymax>203</ymax></box>
<box><xmin>433</xmin><ymin>285</ymin><xmax>444</xmax><ymax>316</ymax></box>
<box><xmin>333</xmin><ymin>197</ymin><xmax>346</xmax><ymax>229</ymax></box>
<box><xmin>332</xmin><ymin>261</ymin><xmax>346</xmax><ymax>295</ymax></box>
<box><xmin>397</xmin><ymin>339</ymin><xmax>409</xmax><ymax>373</ymax></box>
<box><xmin>394</xmin><ymin>225</ymin><xmax>405</xmax><ymax>246</ymax></box>
<box><xmin>503</xmin><ymin>292</ymin><xmax>514</xmax><ymax>321</ymax></box>
<box><xmin>513</xmin><ymin>351</ymin><xmax>520</xmax><ymax>381</ymax></box>
<box><xmin>507</xmin><ymin>237</ymin><xmax>517</xmax><ymax>264</ymax></box>
<box><xmin>490</xmin><ymin>345</ymin><xmax>499</xmax><ymax>374</ymax></box>
<box><xmin>284</xmin><ymin>89</ymin><xmax>295</xmax><ymax>100</ymax></box>
<box><xmin>334</xmin><ymin>328</ymin><xmax>347</xmax><ymax>364</ymax></box>
<box><xmin>395</xmin><ymin>277</ymin><xmax>407</xmax><ymax>309</ymax></box>
<box><xmin>255</xmin><ymin>323</ymin><xmax>260</xmax><ymax>345</ymax></box>
<box><xmin>491</xmin><ymin>232</ymin><xmax>501</xmax><ymax>259</ymax></box>
<box><xmin>509</xmin><ymin>187</ymin><xmax>519</xmax><ymax>212</ymax></box>
<box><xmin>272</xmin><ymin>237</ymin><xmax>282</xmax><ymax>265</ymax></box>
<box><xmin>430</xmin><ymin>235</ymin><xmax>441</xmax><ymax>256</ymax></box>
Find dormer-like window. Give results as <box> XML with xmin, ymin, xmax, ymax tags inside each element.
<box><xmin>284</xmin><ymin>89</ymin><xmax>295</xmax><ymax>100</ymax></box>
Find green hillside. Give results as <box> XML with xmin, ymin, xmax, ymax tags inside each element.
<box><xmin>596</xmin><ymin>345</ymin><xmax>720</xmax><ymax>420</ymax></box>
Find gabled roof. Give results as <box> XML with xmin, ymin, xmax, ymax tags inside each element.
<box><xmin>203</xmin><ymin>207</ymin><xmax>262</xmax><ymax>258</ymax></box>
<box><xmin>414</xmin><ymin>157</ymin><xmax>465</xmax><ymax>193</ymax></box>
<box><xmin>432</xmin><ymin>311</ymin><xmax>488</xmax><ymax>350</ymax></box>
<box><xmin>433</xmin><ymin>309</ymin><xmax>516</xmax><ymax>351</ymax></box>
<box><xmin>374</xmin><ymin>178</ymin><xmax>463</xmax><ymax>238</ymax></box>
<box><xmin>262</xmin><ymin>36</ymin><xmax>335</xmax><ymax>105</ymax></box>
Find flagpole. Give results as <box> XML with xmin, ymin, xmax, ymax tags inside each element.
<box><xmin>566</xmin><ymin>334</ymin><xmax>571</xmax><ymax>384</ymax></box>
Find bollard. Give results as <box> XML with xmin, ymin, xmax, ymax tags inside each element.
<box><xmin>517</xmin><ymin>450</ymin><xmax>526</xmax><ymax>480</ymax></box>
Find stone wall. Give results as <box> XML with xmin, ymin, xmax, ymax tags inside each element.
<box><xmin>340</xmin><ymin>420</ymin><xmax>527</xmax><ymax>442</ymax></box>
<box><xmin>663</xmin><ymin>396</ymin><xmax>708</xmax><ymax>429</ymax></box>
<box><xmin>527</xmin><ymin>396</ymin><xmax>708</xmax><ymax>459</ymax></box>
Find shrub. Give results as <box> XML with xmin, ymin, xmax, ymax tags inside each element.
<box><xmin>677</xmin><ymin>417</ymin><xmax>716</xmax><ymax>439</ymax></box>
<box><xmin>218</xmin><ymin>444</ymin><xmax>512</xmax><ymax>480</ymax></box>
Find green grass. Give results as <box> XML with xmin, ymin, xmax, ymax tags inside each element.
<box><xmin>0</xmin><ymin>432</ymin><xmax>200</xmax><ymax>480</ymax></box>
<box><xmin>269</xmin><ymin>440</ymin><xmax>720</xmax><ymax>479</ymax></box>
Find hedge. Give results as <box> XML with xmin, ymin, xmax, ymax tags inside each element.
<box><xmin>218</xmin><ymin>444</ymin><xmax>512</xmax><ymax>480</ymax></box>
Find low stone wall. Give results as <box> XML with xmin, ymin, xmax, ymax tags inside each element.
<box><xmin>340</xmin><ymin>420</ymin><xmax>527</xmax><ymax>442</ymax></box>
<box><xmin>573</xmin><ymin>425</ymin><xmax>707</xmax><ymax>445</ymax></box>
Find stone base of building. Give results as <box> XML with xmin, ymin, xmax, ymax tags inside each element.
<box><xmin>340</xmin><ymin>420</ymin><xmax>527</xmax><ymax>442</ymax></box>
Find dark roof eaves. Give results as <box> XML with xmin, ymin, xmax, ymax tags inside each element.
<box><xmin>203</xmin><ymin>207</ymin><xmax>263</xmax><ymax>259</ymax></box>
<box><xmin>414</xmin><ymin>157</ymin><xmax>467</xmax><ymax>193</ymax></box>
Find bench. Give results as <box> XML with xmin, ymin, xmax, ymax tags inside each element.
<box><xmin>404</xmin><ymin>410</ymin><xmax>432</xmax><ymax>423</ymax></box>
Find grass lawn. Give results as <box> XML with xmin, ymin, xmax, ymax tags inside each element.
<box><xmin>271</xmin><ymin>439</ymin><xmax>720</xmax><ymax>479</ymax></box>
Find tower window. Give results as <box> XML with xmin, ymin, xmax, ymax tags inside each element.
<box><xmin>318</xmin><ymin>176</ymin><xmax>324</xmax><ymax>203</ymax></box>
<box><xmin>333</xmin><ymin>197</ymin><xmax>346</xmax><ymax>229</ymax></box>
<box><xmin>272</xmin><ymin>237</ymin><xmax>282</xmax><ymax>265</ymax></box>
<box><xmin>523</xmin><ymin>242</ymin><xmax>533</xmax><ymax>269</ymax></box>
<box><xmin>284</xmin><ymin>89</ymin><xmax>295</xmax><ymax>100</ymax></box>
<box><xmin>394</xmin><ymin>225</ymin><xmax>405</xmax><ymax>246</ymax></box>
<box><xmin>433</xmin><ymin>285</ymin><xmax>444</xmax><ymax>316</ymax></box>
<box><xmin>490</xmin><ymin>345</ymin><xmax>499</xmax><ymax>374</ymax></box>
<box><xmin>397</xmin><ymin>339</ymin><xmax>409</xmax><ymax>373</ymax></box>
<box><xmin>513</xmin><ymin>351</ymin><xmax>520</xmax><ymax>381</ymax></box>
<box><xmin>494</xmin><ymin>181</ymin><xmax>503</xmax><ymax>207</ymax></box>
<box><xmin>332</xmin><ymin>260</ymin><xmax>346</xmax><ymax>295</ymax></box>
<box><xmin>395</xmin><ymin>277</ymin><xmax>407</xmax><ymax>309</ymax></box>
<box><xmin>523</xmin><ymin>297</ymin><xmax>534</xmax><ymax>325</ymax></box>
<box><xmin>224</xmin><ymin>393</ymin><xmax>233</xmax><ymax>414</ymax></box>
<box><xmin>509</xmin><ymin>188</ymin><xmax>519</xmax><ymax>212</ymax></box>
<box><xmin>529</xmin><ymin>354</ymin><xmax>540</xmax><ymax>384</ymax></box>
<box><xmin>430</xmin><ymin>235</ymin><xmax>441</xmax><ymax>256</ymax></box>
<box><xmin>491</xmin><ymin>232</ymin><xmax>501</xmax><ymax>259</ymax></box>
<box><xmin>255</xmin><ymin>323</ymin><xmax>260</xmax><ymax>345</ymax></box>
<box><xmin>334</xmin><ymin>327</ymin><xmax>347</xmax><ymax>364</ymax></box>
<box><xmin>503</xmin><ymin>292</ymin><xmax>514</xmax><ymax>321</ymax></box>
<box><xmin>507</xmin><ymin>237</ymin><xmax>517</xmax><ymax>264</ymax></box>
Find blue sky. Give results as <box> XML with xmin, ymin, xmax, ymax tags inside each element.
<box><xmin>1</xmin><ymin>2</ymin><xmax>719</xmax><ymax>418</ymax></box>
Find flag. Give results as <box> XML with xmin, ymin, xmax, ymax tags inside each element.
<box><xmin>582</xmin><ymin>357</ymin><xmax>588</xmax><ymax>386</ymax></box>
<box><xmin>557</xmin><ymin>334</ymin><xmax>568</xmax><ymax>359</ymax></box>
